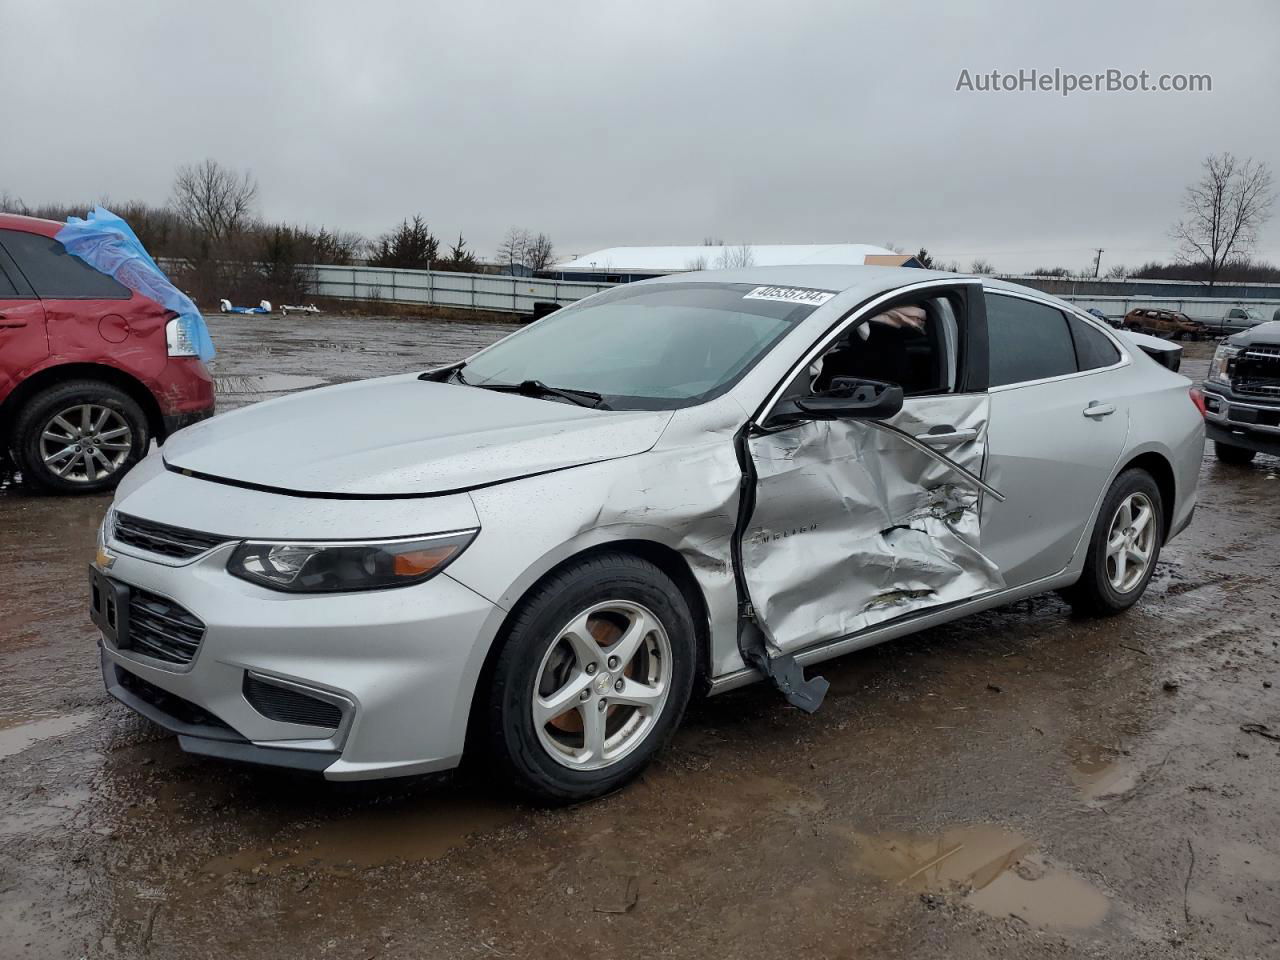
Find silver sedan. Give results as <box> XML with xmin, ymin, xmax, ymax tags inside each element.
<box><xmin>90</xmin><ymin>266</ymin><xmax>1204</xmax><ymax>802</ymax></box>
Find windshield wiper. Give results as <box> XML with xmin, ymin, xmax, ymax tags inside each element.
<box><xmin>474</xmin><ymin>379</ymin><xmax>610</xmax><ymax>409</ymax></box>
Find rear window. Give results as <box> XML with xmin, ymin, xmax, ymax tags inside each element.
<box><xmin>1068</xmin><ymin>315</ymin><xmax>1121</xmax><ymax>370</ymax></box>
<box><xmin>0</xmin><ymin>229</ymin><xmax>130</xmax><ymax>300</ymax></box>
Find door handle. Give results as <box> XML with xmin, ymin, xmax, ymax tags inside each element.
<box><xmin>0</xmin><ymin>316</ymin><xmax>28</xmax><ymax>328</ymax></box>
<box><xmin>1083</xmin><ymin>402</ymin><xmax>1116</xmax><ymax>419</ymax></box>
<box><xmin>915</xmin><ymin>427</ymin><xmax>980</xmax><ymax>446</ymax></box>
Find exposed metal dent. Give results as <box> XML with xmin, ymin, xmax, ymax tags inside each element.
<box><xmin>707</xmin><ymin>566</ymin><xmax>1079</xmax><ymax>696</ymax></box>
<box><xmin>740</xmin><ymin>394</ymin><xmax>1005</xmax><ymax>661</ymax></box>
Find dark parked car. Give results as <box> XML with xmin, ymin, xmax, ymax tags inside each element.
<box><xmin>0</xmin><ymin>214</ymin><xmax>215</xmax><ymax>492</ymax></box>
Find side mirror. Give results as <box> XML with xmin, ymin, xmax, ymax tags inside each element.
<box><xmin>767</xmin><ymin>376</ymin><xmax>904</xmax><ymax>427</ymax></box>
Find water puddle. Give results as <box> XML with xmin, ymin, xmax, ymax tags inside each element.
<box><xmin>202</xmin><ymin>789</ymin><xmax>519</xmax><ymax>877</ymax></box>
<box><xmin>1067</xmin><ymin>741</ymin><xmax>1138</xmax><ymax>801</ymax></box>
<box><xmin>0</xmin><ymin>711</ymin><xmax>96</xmax><ymax>760</ymax></box>
<box><xmin>849</xmin><ymin>825</ymin><xmax>1109</xmax><ymax>930</ymax></box>
<box><xmin>214</xmin><ymin>373</ymin><xmax>329</xmax><ymax>395</ymax></box>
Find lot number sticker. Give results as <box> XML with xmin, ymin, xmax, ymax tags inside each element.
<box><xmin>744</xmin><ymin>286</ymin><xmax>835</xmax><ymax>306</ymax></box>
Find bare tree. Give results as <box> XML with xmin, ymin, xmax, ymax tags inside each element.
<box><xmin>1172</xmin><ymin>153</ymin><xmax>1275</xmax><ymax>291</ymax></box>
<box><xmin>1104</xmin><ymin>264</ymin><xmax>1128</xmax><ymax>280</ymax></box>
<box><xmin>715</xmin><ymin>244</ymin><xmax>754</xmax><ymax>269</ymax></box>
<box><xmin>497</xmin><ymin>227</ymin><xmax>531</xmax><ymax>274</ymax></box>
<box><xmin>0</xmin><ymin>190</ymin><xmax>29</xmax><ymax>215</ymax></box>
<box><xmin>525</xmin><ymin>232</ymin><xmax>555</xmax><ymax>272</ymax></box>
<box><xmin>684</xmin><ymin>254</ymin><xmax>709</xmax><ymax>271</ymax></box>
<box><xmin>171</xmin><ymin>159</ymin><xmax>258</xmax><ymax>245</ymax></box>
<box><xmin>969</xmin><ymin>258</ymin><xmax>995</xmax><ymax>275</ymax></box>
<box><xmin>702</xmin><ymin>236</ymin><xmax>724</xmax><ymax>246</ymax></box>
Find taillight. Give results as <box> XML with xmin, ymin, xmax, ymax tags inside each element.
<box><xmin>1189</xmin><ymin>386</ymin><xmax>1206</xmax><ymax>416</ymax></box>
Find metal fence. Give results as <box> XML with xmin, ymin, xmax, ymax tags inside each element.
<box><xmin>1056</xmin><ymin>294</ymin><xmax>1280</xmax><ymax>328</ymax></box>
<box><xmin>310</xmin><ymin>264</ymin><xmax>614</xmax><ymax>315</ymax></box>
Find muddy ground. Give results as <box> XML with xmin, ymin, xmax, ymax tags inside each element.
<box><xmin>1</xmin><ymin>316</ymin><xmax>1277</xmax><ymax>959</ymax></box>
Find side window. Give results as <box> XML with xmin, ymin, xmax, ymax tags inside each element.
<box><xmin>799</xmin><ymin>294</ymin><xmax>962</xmax><ymax>400</ymax></box>
<box><xmin>1067</xmin><ymin>314</ymin><xmax>1121</xmax><ymax>370</ymax></box>
<box><xmin>0</xmin><ymin>229</ymin><xmax>130</xmax><ymax>299</ymax></box>
<box><xmin>984</xmin><ymin>293</ymin><xmax>1076</xmax><ymax>387</ymax></box>
<box><xmin>0</xmin><ymin>262</ymin><xmax>18</xmax><ymax>297</ymax></box>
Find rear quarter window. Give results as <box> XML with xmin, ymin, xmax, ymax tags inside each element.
<box><xmin>1068</xmin><ymin>314</ymin><xmax>1121</xmax><ymax>370</ymax></box>
<box><xmin>0</xmin><ymin>229</ymin><xmax>131</xmax><ymax>300</ymax></box>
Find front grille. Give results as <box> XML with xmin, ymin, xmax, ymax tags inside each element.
<box><xmin>243</xmin><ymin>675</ymin><xmax>343</xmax><ymax>729</ymax></box>
<box><xmin>115</xmin><ymin>666</ymin><xmax>232</xmax><ymax>730</ymax></box>
<box><xmin>1233</xmin><ymin>347</ymin><xmax>1280</xmax><ymax>400</ymax></box>
<box><xmin>114</xmin><ymin>513</ymin><xmax>230</xmax><ymax>560</ymax></box>
<box><xmin>126</xmin><ymin>588</ymin><xmax>205</xmax><ymax>665</ymax></box>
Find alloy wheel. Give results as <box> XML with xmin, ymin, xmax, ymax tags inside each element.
<box><xmin>38</xmin><ymin>404</ymin><xmax>134</xmax><ymax>484</ymax></box>
<box><xmin>532</xmin><ymin>600</ymin><xmax>672</xmax><ymax>771</ymax></box>
<box><xmin>1105</xmin><ymin>492</ymin><xmax>1156</xmax><ymax>593</ymax></box>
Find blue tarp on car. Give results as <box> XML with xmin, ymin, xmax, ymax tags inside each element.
<box><xmin>55</xmin><ymin>207</ymin><xmax>215</xmax><ymax>362</ymax></box>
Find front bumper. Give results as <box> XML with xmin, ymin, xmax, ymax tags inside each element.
<box><xmin>94</xmin><ymin>541</ymin><xmax>500</xmax><ymax>780</ymax></box>
<box><xmin>1201</xmin><ymin>384</ymin><xmax>1280</xmax><ymax>456</ymax></box>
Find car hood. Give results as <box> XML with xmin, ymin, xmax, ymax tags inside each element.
<box><xmin>162</xmin><ymin>374</ymin><xmax>673</xmax><ymax>496</ymax></box>
<box><xmin>1228</xmin><ymin>319</ymin><xmax>1280</xmax><ymax>347</ymax></box>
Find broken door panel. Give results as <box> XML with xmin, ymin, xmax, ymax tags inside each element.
<box><xmin>743</xmin><ymin>393</ymin><xmax>1004</xmax><ymax>654</ymax></box>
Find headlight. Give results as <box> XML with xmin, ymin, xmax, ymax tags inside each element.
<box><xmin>227</xmin><ymin>530</ymin><xmax>476</xmax><ymax>593</ymax></box>
<box><xmin>1209</xmin><ymin>344</ymin><xmax>1241</xmax><ymax>385</ymax></box>
<box><xmin>166</xmin><ymin>317</ymin><xmax>198</xmax><ymax>357</ymax></box>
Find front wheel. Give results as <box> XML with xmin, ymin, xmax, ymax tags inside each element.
<box><xmin>483</xmin><ymin>553</ymin><xmax>696</xmax><ymax>804</ymax></box>
<box><xmin>1062</xmin><ymin>469</ymin><xmax>1164</xmax><ymax>616</ymax></box>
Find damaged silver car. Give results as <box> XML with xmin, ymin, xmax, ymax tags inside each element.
<box><xmin>91</xmin><ymin>266</ymin><xmax>1204</xmax><ymax>802</ymax></box>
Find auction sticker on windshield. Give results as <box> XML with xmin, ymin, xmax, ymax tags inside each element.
<box><xmin>744</xmin><ymin>286</ymin><xmax>835</xmax><ymax>306</ymax></box>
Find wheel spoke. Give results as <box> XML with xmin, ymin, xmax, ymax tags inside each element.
<box><xmin>43</xmin><ymin>444</ymin><xmax>76</xmax><ymax>465</ymax></box>
<box><xmin>91</xmin><ymin>406</ymin><xmax>110</xmax><ymax>432</ymax></box>
<box><xmin>99</xmin><ymin>441</ymin><xmax>131</xmax><ymax>452</ymax></box>
<box><xmin>610</xmin><ymin>677</ymin><xmax>664</xmax><ymax>713</ymax></box>
<box><xmin>82</xmin><ymin>451</ymin><xmax>97</xmax><ymax>482</ymax></box>
<box><xmin>79</xmin><ymin>405</ymin><xmax>93</xmax><ymax>434</ymax></box>
<box><xmin>88</xmin><ymin>447</ymin><xmax>115</xmax><ymax>473</ymax></box>
<box><xmin>560</xmin><ymin>612</ymin><xmax>603</xmax><ymax>667</ymax></box>
<box><xmin>1127</xmin><ymin>545</ymin><xmax>1149</xmax><ymax>566</ymax></box>
<box><xmin>1107</xmin><ymin>530</ymin><xmax>1126</xmax><ymax>553</ymax></box>
<box><xmin>1117</xmin><ymin>500</ymin><xmax>1132</xmax><ymax>530</ymax></box>
<box><xmin>1113</xmin><ymin>547</ymin><xmax>1127</xmax><ymax>586</ymax></box>
<box><xmin>97</xmin><ymin>426</ymin><xmax>130</xmax><ymax>442</ymax></box>
<box><xmin>52</xmin><ymin>414</ymin><xmax>80</xmax><ymax>437</ymax></box>
<box><xmin>609</xmin><ymin>607</ymin><xmax>653</xmax><ymax>666</ymax></box>
<box><xmin>581</xmin><ymin>703</ymin><xmax>607</xmax><ymax>763</ymax></box>
<box><xmin>534</xmin><ymin>671</ymin><xmax>593</xmax><ymax>726</ymax></box>
<box><xmin>1130</xmin><ymin>505</ymin><xmax>1151</xmax><ymax>536</ymax></box>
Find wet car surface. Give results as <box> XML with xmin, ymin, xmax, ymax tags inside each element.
<box><xmin>2</xmin><ymin>317</ymin><xmax>1277</xmax><ymax>959</ymax></box>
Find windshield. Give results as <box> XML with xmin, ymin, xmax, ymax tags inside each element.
<box><xmin>460</xmin><ymin>282</ymin><xmax>827</xmax><ymax>410</ymax></box>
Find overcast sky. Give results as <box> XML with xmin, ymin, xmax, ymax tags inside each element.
<box><xmin>2</xmin><ymin>0</ymin><xmax>1277</xmax><ymax>273</ymax></box>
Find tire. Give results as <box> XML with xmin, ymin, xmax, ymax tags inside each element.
<box><xmin>1062</xmin><ymin>468</ymin><xmax>1164</xmax><ymax>616</ymax></box>
<box><xmin>483</xmin><ymin>553</ymin><xmax>697</xmax><ymax>804</ymax></box>
<box><xmin>12</xmin><ymin>380</ymin><xmax>150</xmax><ymax>494</ymax></box>
<box><xmin>1214</xmin><ymin>441</ymin><xmax>1256</xmax><ymax>465</ymax></box>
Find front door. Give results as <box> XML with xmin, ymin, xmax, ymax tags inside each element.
<box><xmin>741</xmin><ymin>283</ymin><xmax>1005</xmax><ymax>655</ymax></box>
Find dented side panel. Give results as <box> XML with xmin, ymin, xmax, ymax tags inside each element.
<box><xmin>743</xmin><ymin>394</ymin><xmax>1004</xmax><ymax>654</ymax></box>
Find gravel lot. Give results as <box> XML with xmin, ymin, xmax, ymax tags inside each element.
<box><xmin>1</xmin><ymin>315</ymin><xmax>1277</xmax><ymax>959</ymax></box>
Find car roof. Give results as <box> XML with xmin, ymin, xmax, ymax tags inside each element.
<box><xmin>642</xmin><ymin>264</ymin><xmax>974</xmax><ymax>296</ymax></box>
<box><xmin>0</xmin><ymin>213</ymin><xmax>61</xmax><ymax>236</ymax></box>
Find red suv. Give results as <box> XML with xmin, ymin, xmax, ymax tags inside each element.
<box><xmin>0</xmin><ymin>214</ymin><xmax>215</xmax><ymax>493</ymax></box>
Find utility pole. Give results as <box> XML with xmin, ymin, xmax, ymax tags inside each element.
<box><xmin>1092</xmin><ymin>248</ymin><xmax>1104</xmax><ymax>278</ymax></box>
